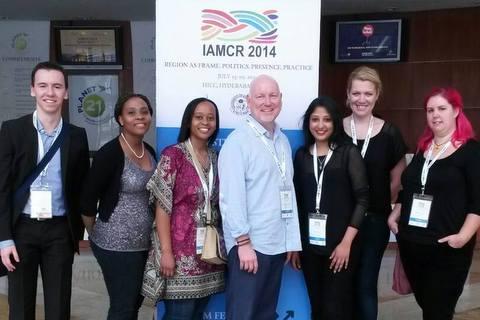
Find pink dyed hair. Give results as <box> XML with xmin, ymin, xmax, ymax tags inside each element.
<box><xmin>417</xmin><ymin>87</ymin><xmax>475</xmax><ymax>152</ymax></box>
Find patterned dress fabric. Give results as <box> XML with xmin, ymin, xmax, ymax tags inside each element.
<box><xmin>147</xmin><ymin>142</ymin><xmax>225</xmax><ymax>300</ymax></box>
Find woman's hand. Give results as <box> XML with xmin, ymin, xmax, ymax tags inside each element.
<box><xmin>388</xmin><ymin>204</ymin><xmax>402</xmax><ymax>234</ymax></box>
<box><xmin>329</xmin><ymin>241</ymin><xmax>351</xmax><ymax>273</ymax></box>
<box><xmin>438</xmin><ymin>214</ymin><xmax>480</xmax><ymax>249</ymax></box>
<box><xmin>438</xmin><ymin>233</ymin><xmax>469</xmax><ymax>249</ymax></box>
<box><xmin>286</xmin><ymin>251</ymin><xmax>301</xmax><ymax>270</ymax></box>
<box><xmin>160</xmin><ymin>251</ymin><xmax>176</xmax><ymax>277</ymax></box>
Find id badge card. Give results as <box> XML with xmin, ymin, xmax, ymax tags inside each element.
<box><xmin>30</xmin><ymin>186</ymin><xmax>53</xmax><ymax>219</ymax></box>
<box><xmin>279</xmin><ymin>186</ymin><xmax>293</xmax><ymax>219</ymax></box>
<box><xmin>309</xmin><ymin>213</ymin><xmax>327</xmax><ymax>246</ymax></box>
<box><xmin>408</xmin><ymin>193</ymin><xmax>433</xmax><ymax>228</ymax></box>
<box><xmin>196</xmin><ymin>227</ymin><xmax>206</xmax><ymax>254</ymax></box>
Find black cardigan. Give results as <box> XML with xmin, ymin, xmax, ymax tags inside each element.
<box><xmin>81</xmin><ymin>137</ymin><xmax>156</xmax><ymax>222</ymax></box>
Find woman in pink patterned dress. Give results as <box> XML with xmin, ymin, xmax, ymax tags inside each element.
<box><xmin>146</xmin><ymin>98</ymin><xmax>224</xmax><ymax>320</ymax></box>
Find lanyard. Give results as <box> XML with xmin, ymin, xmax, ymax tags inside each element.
<box><xmin>313</xmin><ymin>144</ymin><xmax>334</xmax><ymax>213</ymax></box>
<box><xmin>32</xmin><ymin>111</ymin><xmax>63</xmax><ymax>178</ymax></box>
<box><xmin>350</xmin><ymin>116</ymin><xmax>373</xmax><ymax>158</ymax></box>
<box><xmin>246</xmin><ymin>117</ymin><xmax>286</xmax><ymax>182</ymax></box>
<box><xmin>186</xmin><ymin>139</ymin><xmax>214</xmax><ymax>216</ymax></box>
<box><xmin>420</xmin><ymin>141</ymin><xmax>451</xmax><ymax>194</ymax></box>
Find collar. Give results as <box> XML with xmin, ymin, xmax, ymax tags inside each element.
<box><xmin>32</xmin><ymin>110</ymin><xmax>63</xmax><ymax>137</ymax></box>
<box><xmin>246</xmin><ymin>114</ymin><xmax>280</xmax><ymax>140</ymax></box>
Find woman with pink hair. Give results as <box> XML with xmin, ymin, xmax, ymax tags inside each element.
<box><xmin>388</xmin><ymin>87</ymin><xmax>480</xmax><ymax>320</ymax></box>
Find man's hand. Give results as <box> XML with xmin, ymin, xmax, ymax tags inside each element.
<box><xmin>238</xmin><ymin>243</ymin><xmax>258</xmax><ymax>274</ymax></box>
<box><xmin>1</xmin><ymin>245</ymin><xmax>20</xmax><ymax>272</ymax></box>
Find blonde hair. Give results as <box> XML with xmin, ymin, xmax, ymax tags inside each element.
<box><xmin>346</xmin><ymin>66</ymin><xmax>382</xmax><ymax>97</ymax></box>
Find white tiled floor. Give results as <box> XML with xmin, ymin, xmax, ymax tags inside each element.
<box><xmin>1</xmin><ymin>247</ymin><xmax>479</xmax><ymax>319</ymax></box>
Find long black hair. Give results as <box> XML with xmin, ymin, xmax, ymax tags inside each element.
<box><xmin>177</xmin><ymin>97</ymin><xmax>220</xmax><ymax>146</ymax></box>
<box><xmin>301</xmin><ymin>96</ymin><xmax>346</xmax><ymax>149</ymax></box>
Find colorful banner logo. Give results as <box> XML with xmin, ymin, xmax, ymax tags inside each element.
<box><xmin>201</xmin><ymin>9</ymin><xmax>278</xmax><ymax>44</ymax></box>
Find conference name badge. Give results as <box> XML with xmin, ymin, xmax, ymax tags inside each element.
<box><xmin>30</xmin><ymin>186</ymin><xmax>53</xmax><ymax>219</ymax></box>
<box><xmin>309</xmin><ymin>213</ymin><xmax>327</xmax><ymax>246</ymax></box>
<box><xmin>196</xmin><ymin>227</ymin><xmax>207</xmax><ymax>254</ymax></box>
<box><xmin>408</xmin><ymin>193</ymin><xmax>433</xmax><ymax>228</ymax></box>
<box><xmin>280</xmin><ymin>186</ymin><xmax>293</xmax><ymax>219</ymax></box>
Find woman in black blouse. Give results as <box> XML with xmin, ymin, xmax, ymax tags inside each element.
<box><xmin>81</xmin><ymin>93</ymin><xmax>157</xmax><ymax>320</ymax></box>
<box><xmin>294</xmin><ymin>96</ymin><xmax>369</xmax><ymax>320</ymax></box>
<box><xmin>388</xmin><ymin>87</ymin><xmax>480</xmax><ymax>320</ymax></box>
<box><xmin>342</xmin><ymin>66</ymin><xmax>407</xmax><ymax>320</ymax></box>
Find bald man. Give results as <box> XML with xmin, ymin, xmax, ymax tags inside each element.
<box><xmin>218</xmin><ymin>75</ymin><xmax>301</xmax><ymax>319</ymax></box>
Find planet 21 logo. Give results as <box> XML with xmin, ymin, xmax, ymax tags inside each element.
<box><xmin>201</xmin><ymin>9</ymin><xmax>278</xmax><ymax>58</ymax></box>
<box><xmin>76</xmin><ymin>85</ymin><xmax>113</xmax><ymax>125</ymax></box>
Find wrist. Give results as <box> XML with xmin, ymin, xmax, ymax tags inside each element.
<box><xmin>457</xmin><ymin>232</ymin><xmax>471</xmax><ymax>244</ymax></box>
<box><xmin>340</xmin><ymin>236</ymin><xmax>353</xmax><ymax>246</ymax></box>
<box><xmin>236</xmin><ymin>237</ymin><xmax>251</xmax><ymax>247</ymax></box>
<box><xmin>236</xmin><ymin>234</ymin><xmax>249</xmax><ymax>242</ymax></box>
<box><xmin>161</xmin><ymin>248</ymin><xmax>173</xmax><ymax>255</ymax></box>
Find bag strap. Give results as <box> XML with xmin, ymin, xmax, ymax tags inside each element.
<box><xmin>14</xmin><ymin>123</ymin><xmax>70</xmax><ymax>203</ymax></box>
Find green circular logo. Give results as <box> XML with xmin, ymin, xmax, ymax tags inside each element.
<box><xmin>82</xmin><ymin>95</ymin><xmax>105</xmax><ymax>117</ymax></box>
<box><xmin>14</xmin><ymin>37</ymin><xmax>27</xmax><ymax>51</ymax></box>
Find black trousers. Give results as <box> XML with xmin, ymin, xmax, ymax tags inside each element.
<box><xmin>91</xmin><ymin>241</ymin><xmax>147</xmax><ymax>320</ymax></box>
<box><xmin>300</xmin><ymin>247</ymin><xmax>359</xmax><ymax>320</ymax></box>
<box><xmin>226</xmin><ymin>246</ymin><xmax>286</xmax><ymax>320</ymax></box>
<box><xmin>398</xmin><ymin>238</ymin><xmax>474</xmax><ymax>320</ymax></box>
<box><xmin>8</xmin><ymin>216</ymin><xmax>74</xmax><ymax>320</ymax></box>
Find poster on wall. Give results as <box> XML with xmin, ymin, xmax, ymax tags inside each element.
<box><xmin>155</xmin><ymin>0</ymin><xmax>321</xmax><ymax>318</ymax></box>
<box><xmin>156</xmin><ymin>0</ymin><xmax>321</xmax><ymax>153</ymax></box>
<box><xmin>68</xmin><ymin>74</ymin><xmax>119</xmax><ymax>151</ymax></box>
<box><xmin>0</xmin><ymin>21</ymin><xmax>50</xmax><ymax>125</ymax></box>
<box><xmin>131</xmin><ymin>21</ymin><xmax>156</xmax><ymax>147</ymax></box>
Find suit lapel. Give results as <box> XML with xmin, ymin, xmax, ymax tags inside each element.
<box><xmin>26</xmin><ymin>114</ymin><xmax>38</xmax><ymax>168</ymax></box>
<box><xmin>61</xmin><ymin>124</ymin><xmax>70</xmax><ymax>185</ymax></box>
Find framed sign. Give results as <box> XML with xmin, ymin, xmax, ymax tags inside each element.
<box><xmin>55</xmin><ymin>26</ymin><xmax>122</xmax><ymax>69</ymax></box>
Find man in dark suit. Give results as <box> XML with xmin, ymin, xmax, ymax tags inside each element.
<box><xmin>0</xmin><ymin>61</ymin><xmax>89</xmax><ymax>319</ymax></box>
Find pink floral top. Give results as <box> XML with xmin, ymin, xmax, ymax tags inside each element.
<box><xmin>147</xmin><ymin>142</ymin><xmax>224</xmax><ymax>299</ymax></box>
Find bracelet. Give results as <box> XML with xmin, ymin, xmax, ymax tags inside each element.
<box><xmin>236</xmin><ymin>238</ymin><xmax>250</xmax><ymax>246</ymax></box>
<box><xmin>237</xmin><ymin>240</ymin><xmax>251</xmax><ymax>247</ymax></box>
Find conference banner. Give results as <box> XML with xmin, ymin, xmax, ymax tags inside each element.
<box><xmin>156</xmin><ymin>0</ymin><xmax>321</xmax><ymax>318</ymax></box>
<box><xmin>156</xmin><ymin>0</ymin><xmax>321</xmax><ymax>153</ymax></box>
<box><xmin>0</xmin><ymin>21</ymin><xmax>50</xmax><ymax>125</ymax></box>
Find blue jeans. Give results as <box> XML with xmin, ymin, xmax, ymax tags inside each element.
<box><xmin>355</xmin><ymin>214</ymin><xmax>390</xmax><ymax>320</ymax></box>
<box><xmin>162</xmin><ymin>297</ymin><xmax>210</xmax><ymax>320</ymax></box>
<box><xmin>91</xmin><ymin>241</ymin><xmax>148</xmax><ymax>320</ymax></box>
